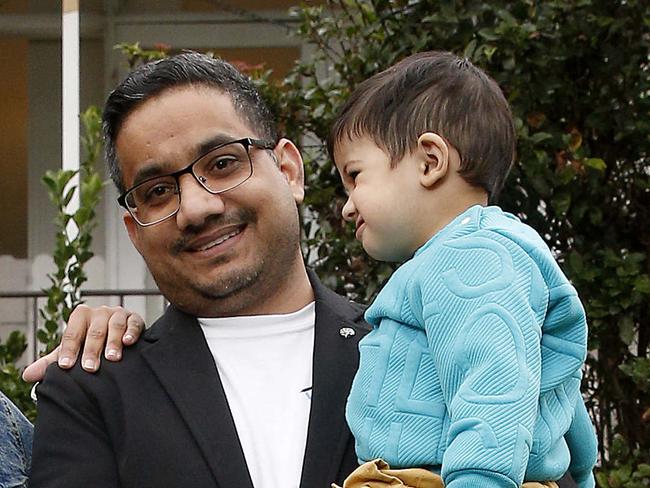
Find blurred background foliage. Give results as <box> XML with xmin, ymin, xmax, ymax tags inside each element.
<box><xmin>1</xmin><ymin>0</ymin><xmax>647</xmax><ymax>485</ymax></box>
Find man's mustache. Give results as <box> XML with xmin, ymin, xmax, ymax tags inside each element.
<box><xmin>170</xmin><ymin>208</ymin><xmax>256</xmax><ymax>254</ymax></box>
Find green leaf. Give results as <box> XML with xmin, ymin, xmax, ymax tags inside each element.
<box><xmin>463</xmin><ymin>39</ymin><xmax>477</xmax><ymax>59</ymax></box>
<box><xmin>56</xmin><ymin>170</ymin><xmax>77</xmax><ymax>192</ymax></box>
<box><xmin>636</xmin><ymin>463</ymin><xmax>650</xmax><ymax>478</ymax></box>
<box><xmin>633</xmin><ymin>275</ymin><xmax>650</xmax><ymax>294</ymax></box>
<box><xmin>583</xmin><ymin>157</ymin><xmax>606</xmax><ymax>171</ymax></box>
<box><xmin>529</xmin><ymin>132</ymin><xmax>553</xmax><ymax>144</ymax></box>
<box><xmin>36</xmin><ymin>330</ymin><xmax>49</xmax><ymax>343</ymax></box>
<box><xmin>497</xmin><ymin>9</ymin><xmax>518</xmax><ymax>25</ymax></box>
<box><xmin>551</xmin><ymin>192</ymin><xmax>571</xmax><ymax>215</ymax></box>
<box><xmin>45</xmin><ymin>320</ymin><xmax>60</xmax><ymax>334</ymax></box>
<box><xmin>568</xmin><ymin>251</ymin><xmax>584</xmax><ymax>273</ymax></box>
<box><xmin>74</xmin><ymin>207</ymin><xmax>92</xmax><ymax>227</ymax></box>
<box><xmin>618</xmin><ymin>316</ymin><xmax>636</xmax><ymax>345</ymax></box>
<box><xmin>478</xmin><ymin>28</ymin><xmax>499</xmax><ymax>41</ymax></box>
<box><xmin>62</xmin><ymin>186</ymin><xmax>77</xmax><ymax>207</ymax></box>
<box><xmin>42</xmin><ymin>172</ymin><xmax>58</xmax><ymax>194</ymax></box>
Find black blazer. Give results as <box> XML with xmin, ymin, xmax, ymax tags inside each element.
<box><xmin>30</xmin><ymin>275</ymin><xmax>370</xmax><ymax>488</ymax></box>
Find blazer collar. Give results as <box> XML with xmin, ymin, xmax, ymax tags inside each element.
<box><xmin>300</xmin><ymin>270</ymin><xmax>368</xmax><ymax>488</ymax></box>
<box><xmin>141</xmin><ymin>306</ymin><xmax>254</xmax><ymax>488</ymax></box>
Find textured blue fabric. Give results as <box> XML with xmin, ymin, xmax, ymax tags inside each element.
<box><xmin>0</xmin><ymin>390</ymin><xmax>32</xmax><ymax>488</ymax></box>
<box><xmin>346</xmin><ymin>205</ymin><xmax>597</xmax><ymax>488</ymax></box>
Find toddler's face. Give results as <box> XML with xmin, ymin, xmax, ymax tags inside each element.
<box><xmin>333</xmin><ymin>135</ymin><xmax>427</xmax><ymax>262</ymax></box>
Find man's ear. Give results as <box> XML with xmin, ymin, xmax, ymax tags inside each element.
<box><xmin>274</xmin><ymin>138</ymin><xmax>305</xmax><ymax>204</ymax></box>
<box><xmin>417</xmin><ymin>132</ymin><xmax>449</xmax><ymax>188</ymax></box>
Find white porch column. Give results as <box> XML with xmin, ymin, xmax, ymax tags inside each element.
<box><xmin>62</xmin><ymin>0</ymin><xmax>80</xmax><ymax>224</ymax></box>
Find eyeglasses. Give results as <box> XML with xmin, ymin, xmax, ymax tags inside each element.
<box><xmin>118</xmin><ymin>137</ymin><xmax>275</xmax><ymax>227</ymax></box>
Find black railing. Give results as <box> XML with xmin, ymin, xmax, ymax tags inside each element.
<box><xmin>0</xmin><ymin>289</ymin><xmax>165</xmax><ymax>361</ymax></box>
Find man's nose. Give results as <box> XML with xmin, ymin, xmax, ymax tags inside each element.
<box><xmin>175</xmin><ymin>174</ymin><xmax>225</xmax><ymax>230</ymax></box>
<box><xmin>341</xmin><ymin>197</ymin><xmax>357</xmax><ymax>222</ymax></box>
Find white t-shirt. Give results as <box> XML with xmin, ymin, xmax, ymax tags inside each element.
<box><xmin>199</xmin><ymin>302</ymin><xmax>315</xmax><ymax>488</ymax></box>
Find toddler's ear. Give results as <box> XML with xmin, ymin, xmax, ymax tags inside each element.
<box><xmin>417</xmin><ymin>132</ymin><xmax>449</xmax><ymax>188</ymax></box>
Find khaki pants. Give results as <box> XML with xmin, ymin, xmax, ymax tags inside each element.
<box><xmin>333</xmin><ymin>459</ymin><xmax>559</xmax><ymax>488</ymax></box>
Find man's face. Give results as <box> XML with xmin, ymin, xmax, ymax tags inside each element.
<box><xmin>117</xmin><ymin>86</ymin><xmax>306</xmax><ymax>317</ymax></box>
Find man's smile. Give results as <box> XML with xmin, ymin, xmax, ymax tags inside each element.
<box><xmin>173</xmin><ymin>223</ymin><xmax>246</xmax><ymax>261</ymax></box>
<box><xmin>192</xmin><ymin>227</ymin><xmax>243</xmax><ymax>252</ymax></box>
<box><xmin>184</xmin><ymin>224</ymin><xmax>245</xmax><ymax>252</ymax></box>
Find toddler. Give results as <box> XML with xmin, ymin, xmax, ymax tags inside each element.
<box><xmin>329</xmin><ymin>51</ymin><xmax>598</xmax><ymax>488</ymax></box>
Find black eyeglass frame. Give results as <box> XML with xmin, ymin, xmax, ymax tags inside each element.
<box><xmin>117</xmin><ymin>137</ymin><xmax>276</xmax><ymax>227</ymax></box>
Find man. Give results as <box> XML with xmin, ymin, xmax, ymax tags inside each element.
<box><xmin>28</xmin><ymin>52</ymin><xmax>579</xmax><ymax>488</ymax></box>
<box><xmin>29</xmin><ymin>52</ymin><xmax>369</xmax><ymax>488</ymax></box>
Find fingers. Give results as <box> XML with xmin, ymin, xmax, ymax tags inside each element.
<box><xmin>122</xmin><ymin>313</ymin><xmax>145</xmax><ymax>346</ymax></box>
<box><xmin>25</xmin><ymin>305</ymin><xmax>144</xmax><ymax>379</ymax></box>
<box><xmin>102</xmin><ymin>308</ymin><xmax>129</xmax><ymax>362</ymax></box>
<box><xmin>79</xmin><ymin>305</ymin><xmax>127</xmax><ymax>372</ymax></box>
<box><xmin>58</xmin><ymin>304</ymin><xmax>94</xmax><ymax>370</ymax></box>
<box><xmin>22</xmin><ymin>347</ymin><xmax>60</xmax><ymax>383</ymax></box>
<box><xmin>104</xmin><ymin>310</ymin><xmax>144</xmax><ymax>361</ymax></box>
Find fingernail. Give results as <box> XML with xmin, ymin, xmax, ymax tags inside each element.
<box><xmin>59</xmin><ymin>357</ymin><xmax>72</xmax><ymax>368</ymax></box>
<box><xmin>83</xmin><ymin>359</ymin><xmax>96</xmax><ymax>371</ymax></box>
<box><xmin>123</xmin><ymin>334</ymin><xmax>134</xmax><ymax>344</ymax></box>
<box><xmin>106</xmin><ymin>349</ymin><xmax>120</xmax><ymax>360</ymax></box>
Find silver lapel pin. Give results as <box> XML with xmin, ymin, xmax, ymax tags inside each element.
<box><xmin>339</xmin><ymin>327</ymin><xmax>356</xmax><ymax>338</ymax></box>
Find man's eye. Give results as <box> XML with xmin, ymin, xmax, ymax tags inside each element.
<box><xmin>144</xmin><ymin>183</ymin><xmax>175</xmax><ymax>202</ymax></box>
<box><xmin>208</xmin><ymin>156</ymin><xmax>238</xmax><ymax>171</ymax></box>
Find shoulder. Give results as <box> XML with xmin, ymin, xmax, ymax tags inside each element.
<box><xmin>40</xmin><ymin>343</ymin><xmax>148</xmax><ymax>390</ymax></box>
<box><xmin>434</xmin><ymin>206</ymin><xmax>552</xmax><ymax>269</ymax></box>
<box><xmin>476</xmin><ymin>206</ymin><xmax>553</xmax><ymax>259</ymax></box>
<box><xmin>308</xmin><ymin>268</ymin><xmax>370</xmax><ymax>329</ymax></box>
<box><xmin>413</xmin><ymin>210</ymin><xmax>551</xmax><ymax>303</ymax></box>
<box><xmin>38</xmin><ymin>314</ymin><xmax>167</xmax><ymax>396</ymax></box>
<box><xmin>318</xmin><ymin>290</ymin><xmax>372</xmax><ymax>333</ymax></box>
<box><xmin>408</xmin><ymin>206</ymin><xmax>537</xmax><ymax>275</ymax></box>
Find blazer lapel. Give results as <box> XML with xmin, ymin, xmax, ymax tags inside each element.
<box><xmin>300</xmin><ymin>272</ymin><xmax>369</xmax><ymax>488</ymax></box>
<box><xmin>141</xmin><ymin>306</ymin><xmax>254</xmax><ymax>488</ymax></box>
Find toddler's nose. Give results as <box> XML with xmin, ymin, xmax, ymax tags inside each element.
<box><xmin>341</xmin><ymin>197</ymin><xmax>357</xmax><ymax>222</ymax></box>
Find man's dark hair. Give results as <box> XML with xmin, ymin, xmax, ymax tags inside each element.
<box><xmin>103</xmin><ymin>51</ymin><xmax>278</xmax><ymax>193</ymax></box>
<box><xmin>328</xmin><ymin>51</ymin><xmax>516</xmax><ymax>201</ymax></box>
